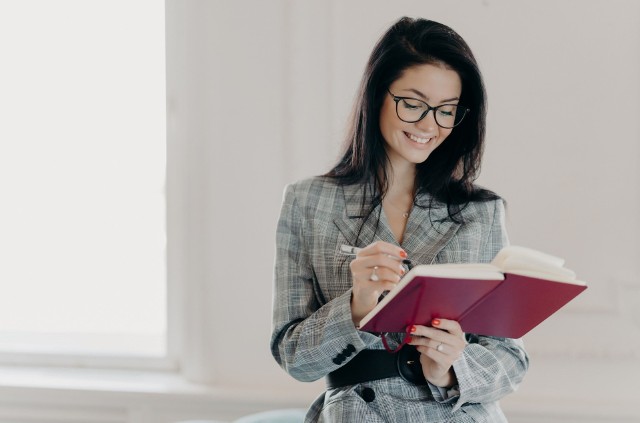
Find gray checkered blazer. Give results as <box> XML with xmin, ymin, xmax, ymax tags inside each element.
<box><xmin>271</xmin><ymin>176</ymin><xmax>529</xmax><ymax>422</ymax></box>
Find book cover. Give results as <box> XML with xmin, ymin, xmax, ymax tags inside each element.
<box><xmin>358</xmin><ymin>247</ymin><xmax>588</xmax><ymax>338</ymax></box>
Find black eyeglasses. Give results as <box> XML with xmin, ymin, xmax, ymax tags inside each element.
<box><xmin>388</xmin><ymin>90</ymin><xmax>470</xmax><ymax>129</ymax></box>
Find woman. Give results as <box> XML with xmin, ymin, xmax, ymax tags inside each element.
<box><xmin>271</xmin><ymin>17</ymin><xmax>528</xmax><ymax>422</ymax></box>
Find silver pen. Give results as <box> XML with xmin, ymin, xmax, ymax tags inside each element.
<box><xmin>340</xmin><ymin>244</ymin><xmax>362</xmax><ymax>255</ymax></box>
<box><xmin>339</xmin><ymin>244</ymin><xmax>413</xmax><ymax>268</ymax></box>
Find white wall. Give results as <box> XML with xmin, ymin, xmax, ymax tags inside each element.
<box><xmin>167</xmin><ymin>0</ymin><xmax>640</xmax><ymax>421</ymax></box>
<box><xmin>0</xmin><ymin>1</ymin><xmax>637</xmax><ymax>422</ymax></box>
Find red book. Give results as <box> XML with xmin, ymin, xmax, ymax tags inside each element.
<box><xmin>358</xmin><ymin>246</ymin><xmax>587</xmax><ymax>338</ymax></box>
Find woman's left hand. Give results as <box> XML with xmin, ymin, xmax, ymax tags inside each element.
<box><xmin>407</xmin><ymin>318</ymin><xmax>467</xmax><ymax>387</ymax></box>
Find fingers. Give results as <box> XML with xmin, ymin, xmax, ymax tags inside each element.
<box><xmin>416</xmin><ymin>318</ymin><xmax>464</xmax><ymax>338</ymax></box>
<box><xmin>408</xmin><ymin>319</ymin><xmax>467</xmax><ymax>359</ymax></box>
<box><xmin>351</xmin><ymin>255</ymin><xmax>406</xmax><ymax>281</ymax></box>
<box><xmin>407</xmin><ymin>319</ymin><xmax>466</xmax><ymax>387</ymax></box>
<box><xmin>414</xmin><ymin>339</ymin><xmax>452</xmax><ymax>357</ymax></box>
<box><xmin>349</xmin><ymin>241</ymin><xmax>409</xmax><ymax>323</ymax></box>
<box><xmin>358</xmin><ymin>240</ymin><xmax>407</xmax><ymax>260</ymax></box>
<box><xmin>349</xmin><ymin>241</ymin><xmax>407</xmax><ymax>284</ymax></box>
<box><xmin>430</xmin><ymin>318</ymin><xmax>465</xmax><ymax>337</ymax></box>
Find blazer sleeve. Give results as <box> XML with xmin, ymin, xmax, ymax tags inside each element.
<box><xmin>430</xmin><ymin>199</ymin><xmax>530</xmax><ymax>411</ymax></box>
<box><xmin>270</xmin><ymin>184</ymin><xmax>380</xmax><ymax>382</ymax></box>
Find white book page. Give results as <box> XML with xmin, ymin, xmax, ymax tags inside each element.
<box><xmin>409</xmin><ymin>263</ymin><xmax>503</xmax><ymax>280</ymax></box>
<box><xmin>491</xmin><ymin>246</ymin><xmax>565</xmax><ymax>268</ymax></box>
<box><xmin>507</xmin><ymin>269</ymin><xmax>586</xmax><ymax>285</ymax></box>
<box><xmin>501</xmin><ymin>256</ymin><xmax>576</xmax><ymax>279</ymax></box>
<box><xmin>489</xmin><ymin>245</ymin><xmax>585</xmax><ymax>284</ymax></box>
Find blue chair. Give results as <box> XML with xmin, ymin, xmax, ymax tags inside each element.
<box><xmin>233</xmin><ymin>408</ymin><xmax>307</xmax><ymax>423</ymax></box>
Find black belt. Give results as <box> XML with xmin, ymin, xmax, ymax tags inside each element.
<box><xmin>326</xmin><ymin>345</ymin><xmax>428</xmax><ymax>389</ymax></box>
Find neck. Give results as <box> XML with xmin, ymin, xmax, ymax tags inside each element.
<box><xmin>386</xmin><ymin>161</ymin><xmax>416</xmax><ymax>198</ymax></box>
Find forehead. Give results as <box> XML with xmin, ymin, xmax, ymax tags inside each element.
<box><xmin>392</xmin><ymin>63</ymin><xmax>462</xmax><ymax>101</ymax></box>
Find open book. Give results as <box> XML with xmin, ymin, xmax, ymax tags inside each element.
<box><xmin>358</xmin><ymin>246</ymin><xmax>587</xmax><ymax>339</ymax></box>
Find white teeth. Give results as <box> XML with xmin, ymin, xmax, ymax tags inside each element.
<box><xmin>407</xmin><ymin>133</ymin><xmax>431</xmax><ymax>144</ymax></box>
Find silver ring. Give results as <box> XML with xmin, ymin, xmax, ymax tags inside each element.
<box><xmin>369</xmin><ymin>266</ymin><xmax>380</xmax><ymax>282</ymax></box>
<box><xmin>436</xmin><ymin>343</ymin><xmax>444</xmax><ymax>352</ymax></box>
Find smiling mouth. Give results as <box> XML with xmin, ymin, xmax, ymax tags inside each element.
<box><xmin>404</xmin><ymin>132</ymin><xmax>433</xmax><ymax>145</ymax></box>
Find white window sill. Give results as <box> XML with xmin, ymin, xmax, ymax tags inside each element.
<box><xmin>0</xmin><ymin>364</ymin><xmax>207</xmax><ymax>397</ymax></box>
<box><xmin>0</xmin><ymin>364</ymin><xmax>312</xmax><ymax>419</ymax></box>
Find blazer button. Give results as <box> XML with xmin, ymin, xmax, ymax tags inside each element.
<box><xmin>346</xmin><ymin>344</ymin><xmax>356</xmax><ymax>353</ymax></box>
<box><xmin>361</xmin><ymin>387</ymin><xmax>375</xmax><ymax>403</ymax></box>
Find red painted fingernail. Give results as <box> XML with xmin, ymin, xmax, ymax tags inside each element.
<box><xmin>399</xmin><ymin>250</ymin><xmax>408</xmax><ymax>258</ymax></box>
<box><xmin>432</xmin><ymin>319</ymin><xmax>441</xmax><ymax>326</ymax></box>
<box><xmin>409</xmin><ymin>325</ymin><xmax>417</xmax><ymax>333</ymax></box>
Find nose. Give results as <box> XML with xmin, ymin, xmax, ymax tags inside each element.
<box><xmin>415</xmin><ymin>109</ymin><xmax>438</xmax><ymax>132</ymax></box>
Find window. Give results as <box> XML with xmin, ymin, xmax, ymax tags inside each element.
<box><xmin>0</xmin><ymin>1</ymin><xmax>167</xmax><ymax>364</ymax></box>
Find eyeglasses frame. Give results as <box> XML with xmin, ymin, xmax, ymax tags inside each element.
<box><xmin>387</xmin><ymin>89</ymin><xmax>470</xmax><ymax>129</ymax></box>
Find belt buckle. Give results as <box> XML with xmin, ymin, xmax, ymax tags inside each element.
<box><xmin>396</xmin><ymin>345</ymin><xmax>428</xmax><ymax>385</ymax></box>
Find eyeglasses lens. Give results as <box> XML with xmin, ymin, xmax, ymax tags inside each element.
<box><xmin>396</xmin><ymin>98</ymin><xmax>466</xmax><ymax>128</ymax></box>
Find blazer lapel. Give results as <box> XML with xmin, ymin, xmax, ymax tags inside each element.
<box><xmin>333</xmin><ymin>183</ymin><xmax>396</xmax><ymax>248</ymax></box>
<box><xmin>401</xmin><ymin>194</ymin><xmax>461</xmax><ymax>266</ymax></box>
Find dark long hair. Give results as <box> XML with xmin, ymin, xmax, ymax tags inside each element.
<box><xmin>325</xmin><ymin>17</ymin><xmax>498</xmax><ymax>222</ymax></box>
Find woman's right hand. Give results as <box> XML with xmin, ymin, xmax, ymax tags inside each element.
<box><xmin>349</xmin><ymin>241</ymin><xmax>407</xmax><ymax>325</ymax></box>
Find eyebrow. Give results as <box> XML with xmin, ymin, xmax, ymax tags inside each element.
<box><xmin>401</xmin><ymin>88</ymin><xmax>459</xmax><ymax>104</ymax></box>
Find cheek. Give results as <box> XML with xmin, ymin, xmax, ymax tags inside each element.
<box><xmin>379</xmin><ymin>103</ymin><xmax>399</xmax><ymax>139</ymax></box>
<box><xmin>380</xmin><ymin>96</ymin><xmax>395</xmax><ymax>117</ymax></box>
